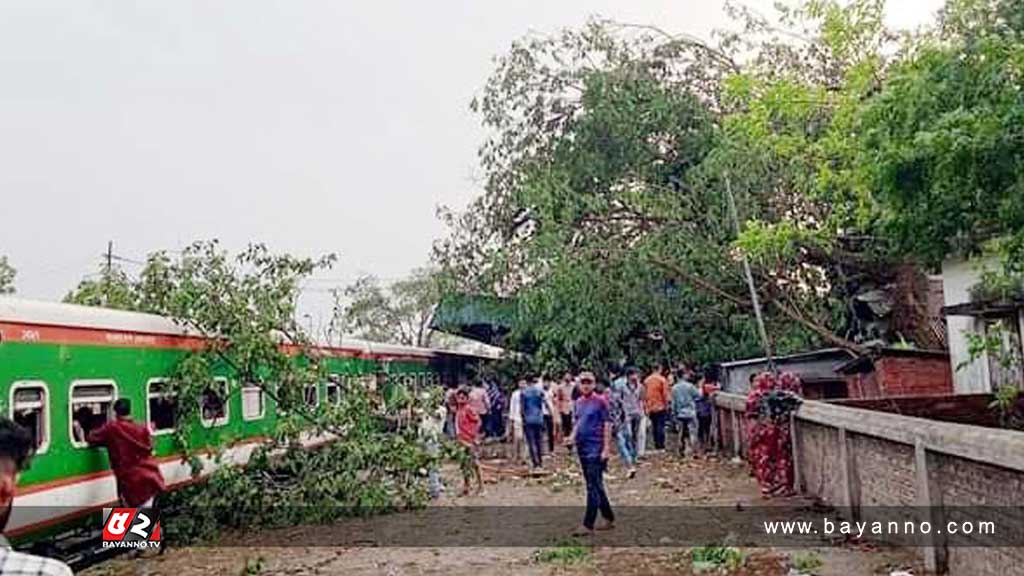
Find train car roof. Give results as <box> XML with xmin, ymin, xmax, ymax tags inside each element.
<box><xmin>0</xmin><ymin>296</ymin><xmax>503</xmax><ymax>360</ymax></box>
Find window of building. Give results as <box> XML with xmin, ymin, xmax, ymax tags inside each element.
<box><xmin>241</xmin><ymin>382</ymin><xmax>265</xmax><ymax>421</ymax></box>
<box><xmin>147</xmin><ymin>379</ymin><xmax>178</xmax><ymax>434</ymax></box>
<box><xmin>11</xmin><ymin>383</ymin><xmax>49</xmax><ymax>453</ymax></box>
<box><xmin>304</xmin><ymin>383</ymin><xmax>319</xmax><ymax>409</ymax></box>
<box><xmin>200</xmin><ymin>378</ymin><xmax>230</xmax><ymax>427</ymax></box>
<box><xmin>70</xmin><ymin>381</ymin><xmax>116</xmax><ymax>447</ymax></box>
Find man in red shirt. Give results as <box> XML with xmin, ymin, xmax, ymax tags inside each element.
<box><xmin>88</xmin><ymin>398</ymin><xmax>166</xmax><ymax>507</ymax></box>
<box><xmin>454</xmin><ymin>388</ymin><xmax>483</xmax><ymax>496</ymax></box>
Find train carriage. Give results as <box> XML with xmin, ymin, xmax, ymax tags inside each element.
<box><xmin>0</xmin><ymin>297</ymin><xmax>492</xmax><ymax>545</ymax></box>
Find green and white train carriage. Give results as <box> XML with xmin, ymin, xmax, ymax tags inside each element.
<box><xmin>0</xmin><ymin>297</ymin><xmax>490</xmax><ymax>544</ymax></box>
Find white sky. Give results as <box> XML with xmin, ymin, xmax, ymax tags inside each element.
<box><xmin>0</xmin><ymin>1</ymin><xmax>943</xmax><ymax>330</ymax></box>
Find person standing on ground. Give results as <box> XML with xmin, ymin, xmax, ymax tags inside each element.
<box><xmin>608</xmin><ymin>367</ymin><xmax>637</xmax><ymax>478</ymax></box>
<box><xmin>455</xmin><ymin>388</ymin><xmax>484</xmax><ymax>495</ymax></box>
<box><xmin>696</xmin><ymin>365</ymin><xmax>721</xmax><ymax>454</ymax></box>
<box><xmin>507</xmin><ymin>379</ymin><xmax>527</xmax><ymax>463</ymax></box>
<box><xmin>622</xmin><ymin>366</ymin><xmax>647</xmax><ymax>457</ymax></box>
<box><xmin>468</xmin><ymin>381</ymin><xmax>491</xmax><ymax>439</ymax></box>
<box><xmin>670</xmin><ymin>366</ymin><xmax>701</xmax><ymax>458</ymax></box>
<box><xmin>485</xmin><ymin>379</ymin><xmax>505</xmax><ymax>439</ymax></box>
<box><xmin>87</xmin><ymin>398</ymin><xmax>165</xmax><ymax>507</ymax></box>
<box><xmin>520</xmin><ymin>377</ymin><xmax>547</xmax><ymax>470</ymax></box>
<box><xmin>643</xmin><ymin>362</ymin><xmax>672</xmax><ymax>451</ymax></box>
<box><xmin>443</xmin><ymin>384</ymin><xmax>459</xmax><ymax>439</ymax></box>
<box><xmin>556</xmin><ymin>372</ymin><xmax>575</xmax><ymax>444</ymax></box>
<box><xmin>418</xmin><ymin>401</ymin><xmax>446</xmax><ymax>499</ymax></box>
<box><xmin>622</xmin><ymin>368</ymin><xmax>645</xmax><ymax>458</ymax></box>
<box><xmin>539</xmin><ymin>377</ymin><xmax>557</xmax><ymax>453</ymax></box>
<box><xmin>567</xmin><ymin>371</ymin><xmax>614</xmax><ymax>535</ymax></box>
<box><xmin>0</xmin><ymin>417</ymin><xmax>74</xmax><ymax>576</ymax></box>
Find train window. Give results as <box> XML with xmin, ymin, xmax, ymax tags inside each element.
<box><xmin>304</xmin><ymin>384</ymin><xmax>319</xmax><ymax>409</ymax></box>
<box><xmin>241</xmin><ymin>382</ymin><xmax>265</xmax><ymax>421</ymax></box>
<box><xmin>70</xmin><ymin>381</ymin><xmax>116</xmax><ymax>447</ymax></box>
<box><xmin>200</xmin><ymin>378</ymin><xmax>230</xmax><ymax>427</ymax></box>
<box><xmin>325</xmin><ymin>382</ymin><xmax>340</xmax><ymax>405</ymax></box>
<box><xmin>11</xmin><ymin>383</ymin><xmax>49</xmax><ymax>454</ymax></box>
<box><xmin>147</xmin><ymin>379</ymin><xmax>178</xmax><ymax>434</ymax></box>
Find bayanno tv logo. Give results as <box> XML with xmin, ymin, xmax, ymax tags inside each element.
<box><xmin>101</xmin><ymin>507</ymin><xmax>162</xmax><ymax>549</ymax></box>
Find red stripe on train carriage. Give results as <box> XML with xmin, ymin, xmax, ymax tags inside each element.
<box><xmin>8</xmin><ymin>435</ymin><xmax>336</xmax><ymax>537</ymax></box>
<box><xmin>6</xmin><ymin>473</ymin><xmax>209</xmax><ymax>538</ymax></box>
<box><xmin>14</xmin><ymin>437</ymin><xmax>270</xmax><ymax>496</ymax></box>
<box><xmin>0</xmin><ymin>321</ymin><xmax>432</xmax><ymax>362</ymax></box>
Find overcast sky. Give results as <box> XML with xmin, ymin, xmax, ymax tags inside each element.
<box><xmin>0</xmin><ymin>1</ymin><xmax>942</xmax><ymax>329</ymax></box>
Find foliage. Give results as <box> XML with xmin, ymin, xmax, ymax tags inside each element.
<box><xmin>63</xmin><ymin>263</ymin><xmax>139</xmax><ymax>310</ymax></box>
<box><xmin>989</xmin><ymin>384</ymin><xmax>1024</xmax><ymax>430</ymax></box>
<box><xmin>333</xmin><ymin>267</ymin><xmax>442</xmax><ymax>347</ymax></box>
<box><xmin>0</xmin><ymin>256</ymin><xmax>14</xmax><ymax>294</ymax></box>
<box><xmin>959</xmin><ymin>320</ymin><xmax>1023</xmax><ymax>374</ymax></box>
<box><xmin>163</xmin><ymin>385</ymin><xmax>440</xmax><ymax>543</ymax></box>
<box><xmin>791</xmin><ymin>551</ymin><xmax>824</xmax><ymax>574</ymax></box>
<box><xmin>434</xmin><ymin>2</ymin><xmax>925</xmax><ymax>368</ymax></box>
<box><xmin>690</xmin><ymin>544</ymin><xmax>745</xmax><ymax>571</ymax></box>
<box><xmin>61</xmin><ymin>240</ymin><xmax>446</xmax><ymax>542</ymax></box>
<box><xmin>969</xmin><ymin>266</ymin><xmax>1024</xmax><ymax>303</ymax></box>
<box><xmin>853</xmin><ymin>0</ymin><xmax>1024</xmax><ymax>271</ymax></box>
<box><xmin>534</xmin><ymin>540</ymin><xmax>591</xmax><ymax>565</ymax></box>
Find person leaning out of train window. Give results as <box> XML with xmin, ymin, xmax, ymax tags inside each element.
<box><xmin>86</xmin><ymin>398</ymin><xmax>166</xmax><ymax>508</ymax></box>
<box><xmin>0</xmin><ymin>416</ymin><xmax>74</xmax><ymax>575</ymax></box>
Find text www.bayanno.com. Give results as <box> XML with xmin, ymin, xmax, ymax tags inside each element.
<box><xmin>763</xmin><ymin>518</ymin><xmax>996</xmax><ymax>539</ymax></box>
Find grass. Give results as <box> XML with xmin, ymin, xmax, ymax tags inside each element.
<box><xmin>790</xmin><ymin>551</ymin><xmax>824</xmax><ymax>574</ymax></box>
<box><xmin>534</xmin><ymin>540</ymin><xmax>591</xmax><ymax>565</ymax></box>
<box><xmin>690</xmin><ymin>545</ymin><xmax>745</xmax><ymax>572</ymax></box>
<box><xmin>240</xmin><ymin>557</ymin><xmax>265</xmax><ymax>575</ymax></box>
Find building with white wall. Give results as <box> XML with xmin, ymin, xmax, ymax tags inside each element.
<box><xmin>941</xmin><ymin>256</ymin><xmax>1024</xmax><ymax>393</ymax></box>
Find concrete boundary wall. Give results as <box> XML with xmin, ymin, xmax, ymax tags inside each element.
<box><xmin>714</xmin><ymin>393</ymin><xmax>1024</xmax><ymax>575</ymax></box>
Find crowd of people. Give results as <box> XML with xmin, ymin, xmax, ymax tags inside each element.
<box><xmin>437</xmin><ymin>362</ymin><xmax>727</xmax><ymax>536</ymax></box>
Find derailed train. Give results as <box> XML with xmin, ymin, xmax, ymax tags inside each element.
<box><xmin>0</xmin><ymin>297</ymin><xmax>493</xmax><ymax>546</ymax></box>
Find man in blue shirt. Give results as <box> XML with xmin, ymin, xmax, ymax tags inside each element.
<box><xmin>671</xmin><ymin>366</ymin><xmax>701</xmax><ymax>458</ymax></box>
<box><xmin>607</xmin><ymin>367</ymin><xmax>637</xmax><ymax>478</ymax></box>
<box><xmin>567</xmin><ymin>371</ymin><xmax>614</xmax><ymax>535</ymax></box>
<box><xmin>520</xmin><ymin>377</ymin><xmax>547</xmax><ymax>469</ymax></box>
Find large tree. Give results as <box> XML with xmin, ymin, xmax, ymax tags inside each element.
<box><xmin>434</xmin><ymin>2</ymin><xmax>918</xmax><ymax>367</ymax></box>
<box><xmin>334</xmin><ymin>267</ymin><xmax>442</xmax><ymax>348</ymax></box>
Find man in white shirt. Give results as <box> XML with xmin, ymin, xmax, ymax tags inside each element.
<box><xmin>0</xmin><ymin>417</ymin><xmax>73</xmax><ymax>576</ymax></box>
<box><xmin>506</xmin><ymin>379</ymin><xmax>527</xmax><ymax>464</ymax></box>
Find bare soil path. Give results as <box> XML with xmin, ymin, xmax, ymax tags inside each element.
<box><xmin>83</xmin><ymin>444</ymin><xmax>921</xmax><ymax>576</ymax></box>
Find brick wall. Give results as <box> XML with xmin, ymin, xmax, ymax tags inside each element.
<box><xmin>835</xmin><ymin>394</ymin><xmax>999</xmax><ymax>428</ymax></box>
<box><xmin>714</xmin><ymin>392</ymin><xmax>1024</xmax><ymax>575</ymax></box>
<box><xmin>843</xmin><ymin>354</ymin><xmax>953</xmax><ymax>399</ymax></box>
<box><xmin>876</xmin><ymin>356</ymin><xmax>953</xmax><ymax>396</ymax></box>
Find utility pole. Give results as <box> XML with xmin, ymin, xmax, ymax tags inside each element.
<box><xmin>724</xmin><ymin>174</ymin><xmax>775</xmax><ymax>371</ymax></box>
<box><xmin>104</xmin><ymin>240</ymin><xmax>113</xmax><ymax>306</ymax></box>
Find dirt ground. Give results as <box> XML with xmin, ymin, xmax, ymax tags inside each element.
<box><xmin>83</xmin><ymin>441</ymin><xmax>923</xmax><ymax>576</ymax></box>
